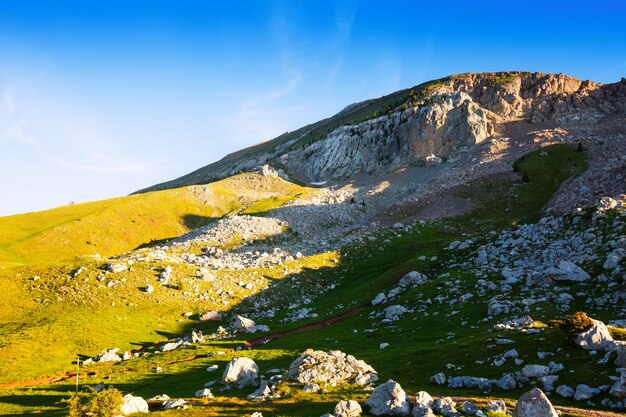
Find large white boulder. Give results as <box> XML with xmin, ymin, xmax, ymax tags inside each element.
<box><xmin>575</xmin><ymin>319</ymin><xmax>614</xmax><ymax>350</ymax></box>
<box><xmin>120</xmin><ymin>394</ymin><xmax>149</xmax><ymax>415</ymax></box>
<box><xmin>513</xmin><ymin>388</ymin><xmax>558</xmax><ymax>417</ymax></box>
<box><xmin>222</xmin><ymin>357</ymin><xmax>259</xmax><ymax>388</ymax></box>
<box><xmin>365</xmin><ymin>379</ymin><xmax>411</xmax><ymax>416</ymax></box>
<box><xmin>233</xmin><ymin>315</ymin><xmax>257</xmax><ymax>333</ymax></box>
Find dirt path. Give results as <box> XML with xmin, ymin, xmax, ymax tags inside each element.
<box><xmin>244</xmin><ymin>307</ymin><xmax>363</xmax><ymax>348</ymax></box>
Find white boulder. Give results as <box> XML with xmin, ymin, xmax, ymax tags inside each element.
<box><xmin>365</xmin><ymin>379</ymin><xmax>411</xmax><ymax>416</ymax></box>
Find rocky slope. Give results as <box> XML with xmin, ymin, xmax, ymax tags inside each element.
<box><xmin>138</xmin><ymin>72</ymin><xmax>626</xmax><ymax>190</ymax></box>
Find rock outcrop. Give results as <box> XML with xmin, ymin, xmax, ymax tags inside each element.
<box><xmin>286</xmin><ymin>349</ymin><xmax>378</xmax><ymax>387</ymax></box>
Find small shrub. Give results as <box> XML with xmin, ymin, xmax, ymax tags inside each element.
<box><xmin>577</xmin><ymin>142</ymin><xmax>584</xmax><ymax>152</ymax></box>
<box><xmin>486</xmin><ymin>412</ymin><xmax>509</xmax><ymax>417</ymax></box>
<box><xmin>562</xmin><ymin>311</ymin><xmax>593</xmax><ymax>334</ymax></box>
<box><xmin>522</xmin><ymin>170</ymin><xmax>531</xmax><ymax>182</ymax></box>
<box><xmin>66</xmin><ymin>388</ymin><xmax>122</xmax><ymax>417</ymax></box>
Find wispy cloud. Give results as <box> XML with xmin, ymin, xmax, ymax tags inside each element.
<box><xmin>0</xmin><ymin>87</ymin><xmax>38</xmax><ymax>146</ymax></box>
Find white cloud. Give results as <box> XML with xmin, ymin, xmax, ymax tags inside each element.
<box><xmin>0</xmin><ymin>87</ymin><xmax>38</xmax><ymax>146</ymax></box>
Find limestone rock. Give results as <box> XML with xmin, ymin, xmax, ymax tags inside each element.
<box><xmin>287</xmin><ymin>349</ymin><xmax>378</xmax><ymax>387</ymax></box>
<box><xmin>365</xmin><ymin>379</ymin><xmax>411</xmax><ymax>416</ymax></box>
<box><xmin>574</xmin><ymin>384</ymin><xmax>600</xmax><ymax>401</ymax></box>
<box><xmin>486</xmin><ymin>400</ymin><xmax>507</xmax><ymax>414</ymax></box>
<box><xmin>199</xmin><ymin>311</ymin><xmax>222</xmax><ymax>321</ymax></box>
<box><xmin>120</xmin><ymin>394</ymin><xmax>149</xmax><ymax>415</ymax></box>
<box><xmin>222</xmin><ymin>357</ymin><xmax>259</xmax><ymax>388</ymax></box>
<box><xmin>233</xmin><ymin>315</ymin><xmax>257</xmax><ymax>333</ymax></box>
<box><xmin>162</xmin><ymin>399</ymin><xmax>187</xmax><ymax>410</ymax></box>
<box><xmin>513</xmin><ymin>388</ymin><xmax>558</xmax><ymax>417</ymax></box>
<box><xmin>432</xmin><ymin>397</ymin><xmax>457</xmax><ymax>417</ymax></box>
<box><xmin>412</xmin><ymin>404</ymin><xmax>435</xmax><ymax>417</ymax></box>
<box><xmin>414</xmin><ymin>391</ymin><xmax>434</xmax><ymax>407</ymax></box>
<box><xmin>576</xmin><ymin>319</ymin><xmax>614</xmax><ymax>350</ymax></box>
<box><xmin>334</xmin><ymin>400</ymin><xmax>362</xmax><ymax>417</ymax></box>
<box><xmin>195</xmin><ymin>388</ymin><xmax>213</xmax><ymax>398</ymax></box>
<box><xmin>556</xmin><ymin>385</ymin><xmax>575</xmax><ymax>398</ymax></box>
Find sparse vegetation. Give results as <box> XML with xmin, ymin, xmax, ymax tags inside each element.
<box><xmin>67</xmin><ymin>389</ymin><xmax>122</xmax><ymax>417</ymax></box>
<box><xmin>562</xmin><ymin>311</ymin><xmax>594</xmax><ymax>334</ymax></box>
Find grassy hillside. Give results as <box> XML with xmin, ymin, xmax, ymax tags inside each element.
<box><xmin>0</xmin><ymin>144</ymin><xmax>608</xmax><ymax>417</ymax></box>
<box><xmin>0</xmin><ymin>174</ymin><xmax>314</xmax><ymax>265</ymax></box>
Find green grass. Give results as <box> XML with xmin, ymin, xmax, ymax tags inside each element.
<box><xmin>1</xmin><ymin>144</ymin><xmax>616</xmax><ymax>417</ymax></box>
<box><xmin>0</xmin><ymin>174</ymin><xmax>312</xmax><ymax>265</ymax></box>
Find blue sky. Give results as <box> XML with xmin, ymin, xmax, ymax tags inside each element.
<box><xmin>1</xmin><ymin>0</ymin><xmax>625</xmax><ymax>215</ymax></box>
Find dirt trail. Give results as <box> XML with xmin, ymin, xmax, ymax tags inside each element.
<box><xmin>244</xmin><ymin>307</ymin><xmax>363</xmax><ymax>348</ymax></box>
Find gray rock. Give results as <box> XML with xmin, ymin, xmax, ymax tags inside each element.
<box><xmin>222</xmin><ymin>357</ymin><xmax>259</xmax><ymax>388</ymax></box>
<box><xmin>233</xmin><ymin>315</ymin><xmax>257</xmax><ymax>333</ymax></box>
<box><xmin>199</xmin><ymin>311</ymin><xmax>222</xmax><ymax>321</ymax></box>
<box><xmin>609</xmin><ymin>371</ymin><xmax>626</xmax><ymax>398</ymax></box>
<box><xmin>604</xmin><ymin>252</ymin><xmax>622</xmax><ymax>269</ymax></box>
<box><xmin>365</xmin><ymin>379</ymin><xmax>411</xmax><ymax>416</ymax></box>
<box><xmin>495</xmin><ymin>373</ymin><xmax>517</xmax><ymax>390</ymax></box>
<box><xmin>372</xmin><ymin>293</ymin><xmax>386</xmax><ymax>306</ymax></box>
<box><xmin>461</xmin><ymin>401</ymin><xmax>479</xmax><ymax>415</ymax></box>
<box><xmin>384</xmin><ymin>305</ymin><xmax>408</xmax><ymax>320</ymax></box>
<box><xmin>432</xmin><ymin>397</ymin><xmax>457</xmax><ymax>417</ymax></box>
<box><xmin>538</xmin><ymin>375</ymin><xmax>559</xmax><ymax>391</ymax></box>
<box><xmin>303</xmin><ymin>383</ymin><xmax>321</xmax><ymax>393</ymax></box>
<box><xmin>334</xmin><ymin>400</ymin><xmax>362</xmax><ymax>417</ymax></box>
<box><xmin>431</xmin><ymin>372</ymin><xmax>446</xmax><ymax>385</ymax></box>
<box><xmin>120</xmin><ymin>394</ymin><xmax>149</xmax><ymax>415</ymax></box>
<box><xmin>576</xmin><ymin>319</ymin><xmax>614</xmax><ymax>350</ymax></box>
<box><xmin>247</xmin><ymin>382</ymin><xmax>280</xmax><ymax>401</ymax></box>
<box><xmin>574</xmin><ymin>384</ymin><xmax>600</xmax><ymax>401</ymax></box>
<box><xmin>412</xmin><ymin>404</ymin><xmax>435</xmax><ymax>417</ymax></box>
<box><xmin>162</xmin><ymin>399</ymin><xmax>187</xmax><ymax>410</ymax></box>
<box><xmin>521</xmin><ymin>364</ymin><xmax>550</xmax><ymax>378</ymax></box>
<box><xmin>414</xmin><ymin>391</ymin><xmax>434</xmax><ymax>407</ymax></box>
<box><xmin>556</xmin><ymin>385</ymin><xmax>575</xmax><ymax>398</ymax></box>
<box><xmin>97</xmin><ymin>348</ymin><xmax>121</xmax><ymax>362</ymax></box>
<box><xmin>513</xmin><ymin>388</ymin><xmax>558</xmax><ymax>417</ymax></box>
<box><xmin>549</xmin><ymin>260</ymin><xmax>590</xmax><ymax>282</ymax></box>
<box><xmin>104</xmin><ymin>263</ymin><xmax>127</xmax><ymax>273</ymax></box>
<box><xmin>195</xmin><ymin>388</ymin><xmax>213</xmax><ymax>398</ymax></box>
<box><xmin>486</xmin><ymin>400</ymin><xmax>506</xmax><ymax>414</ymax></box>
<box><xmin>287</xmin><ymin>349</ymin><xmax>378</xmax><ymax>387</ymax></box>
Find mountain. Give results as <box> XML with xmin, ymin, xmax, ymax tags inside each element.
<box><xmin>138</xmin><ymin>71</ymin><xmax>626</xmax><ymax>192</ymax></box>
<box><xmin>1</xmin><ymin>72</ymin><xmax>625</xmax><ymax>417</ymax></box>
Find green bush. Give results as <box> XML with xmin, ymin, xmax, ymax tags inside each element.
<box><xmin>66</xmin><ymin>388</ymin><xmax>122</xmax><ymax>417</ymax></box>
<box><xmin>522</xmin><ymin>170</ymin><xmax>531</xmax><ymax>182</ymax></box>
<box><xmin>562</xmin><ymin>311</ymin><xmax>593</xmax><ymax>334</ymax></box>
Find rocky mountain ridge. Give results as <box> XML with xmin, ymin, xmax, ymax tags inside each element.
<box><xmin>139</xmin><ymin>72</ymin><xmax>626</xmax><ymax>190</ymax></box>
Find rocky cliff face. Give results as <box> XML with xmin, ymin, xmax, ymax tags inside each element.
<box><xmin>280</xmin><ymin>92</ymin><xmax>497</xmax><ymax>179</ymax></box>
<box><xmin>138</xmin><ymin>72</ymin><xmax>626</xmax><ymax>189</ymax></box>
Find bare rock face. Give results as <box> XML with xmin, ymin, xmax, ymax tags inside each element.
<box><xmin>286</xmin><ymin>349</ymin><xmax>378</xmax><ymax>387</ymax></box>
<box><xmin>138</xmin><ymin>72</ymin><xmax>626</xmax><ymax>192</ymax></box>
<box><xmin>513</xmin><ymin>388</ymin><xmax>559</xmax><ymax>417</ymax></box>
<box><xmin>365</xmin><ymin>379</ymin><xmax>411</xmax><ymax>416</ymax></box>
<box><xmin>283</xmin><ymin>92</ymin><xmax>495</xmax><ymax>180</ymax></box>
